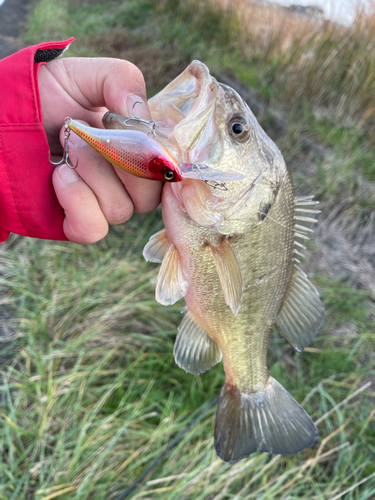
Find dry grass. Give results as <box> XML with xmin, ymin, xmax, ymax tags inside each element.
<box><xmin>214</xmin><ymin>0</ymin><xmax>375</xmax><ymax>126</ymax></box>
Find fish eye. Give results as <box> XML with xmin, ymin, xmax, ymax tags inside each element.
<box><xmin>164</xmin><ymin>169</ymin><xmax>175</xmax><ymax>181</ymax></box>
<box><xmin>232</xmin><ymin>123</ymin><xmax>243</xmax><ymax>134</ymax></box>
<box><xmin>228</xmin><ymin>117</ymin><xmax>248</xmax><ymax>141</ymax></box>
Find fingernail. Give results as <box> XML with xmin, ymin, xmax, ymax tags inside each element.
<box><xmin>126</xmin><ymin>94</ymin><xmax>151</xmax><ymax>120</ymax></box>
<box><xmin>57</xmin><ymin>164</ymin><xmax>81</xmax><ymax>184</ymax></box>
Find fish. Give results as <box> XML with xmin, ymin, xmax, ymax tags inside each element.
<box><xmin>67</xmin><ymin>118</ymin><xmax>245</xmax><ymax>183</ymax></box>
<box><xmin>129</xmin><ymin>60</ymin><xmax>325</xmax><ymax>463</ymax></box>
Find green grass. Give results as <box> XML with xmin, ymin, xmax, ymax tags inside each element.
<box><xmin>1</xmin><ymin>225</ymin><xmax>374</xmax><ymax>499</ymax></box>
<box><xmin>0</xmin><ymin>0</ymin><xmax>373</xmax><ymax>498</ymax></box>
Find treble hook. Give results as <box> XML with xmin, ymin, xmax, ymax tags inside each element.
<box><xmin>204</xmin><ymin>180</ymin><xmax>228</xmax><ymax>191</ymax></box>
<box><xmin>187</xmin><ymin>163</ymin><xmax>227</xmax><ymax>190</ymax></box>
<box><xmin>123</xmin><ymin>100</ymin><xmax>156</xmax><ymax>136</ymax></box>
<box><xmin>48</xmin><ymin>117</ymin><xmax>79</xmax><ymax>169</ymax></box>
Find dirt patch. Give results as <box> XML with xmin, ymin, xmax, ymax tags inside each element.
<box><xmin>311</xmin><ymin>201</ymin><xmax>375</xmax><ymax>296</ymax></box>
<box><xmin>0</xmin><ymin>0</ymin><xmax>33</xmax><ymax>58</ymax></box>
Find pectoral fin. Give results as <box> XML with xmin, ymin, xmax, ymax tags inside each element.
<box><xmin>174</xmin><ymin>310</ymin><xmax>222</xmax><ymax>374</ymax></box>
<box><xmin>143</xmin><ymin>228</ymin><xmax>170</xmax><ymax>263</ymax></box>
<box><xmin>210</xmin><ymin>239</ymin><xmax>243</xmax><ymax>315</ymax></box>
<box><xmin>156</xmin><ymin>244</ymin><xmax>188</xmax><ymax>306</ymax></box>
<box><xmin>276</xmin><ymin>267</ymin><xmax>324</xmax><ymax>352</ymax></box>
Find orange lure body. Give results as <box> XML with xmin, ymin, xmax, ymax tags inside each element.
<box><xmin>67</xmin><ymin>119</ymin><xmax>182</xmax><ymax>182</ymax></box>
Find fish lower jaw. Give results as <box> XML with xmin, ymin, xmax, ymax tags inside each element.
<box><xmin>170</xmin><ymin>193</ymin><xmax>225</xmax><ymax>229</ymax></box>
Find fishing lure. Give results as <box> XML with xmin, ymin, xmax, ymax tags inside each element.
<box><xmin>50</xmin><ymin>117</ymin><xmax>245</xmax><ymax>183</ymax></box>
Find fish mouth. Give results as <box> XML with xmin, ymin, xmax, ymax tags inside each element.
<box><xmin>149</xmin><ymin>61</ymin><xmax>245</xmax><ymax>184</ymax></box>
<box><xmin>148</xmin><ymin>60</ymin><xmax>218</xmax><ymax>156</ymax></box>
<box><xmin>151</xmin><ymin>61</ymin><xmax>243</xmax><ymax>229</ymax></box>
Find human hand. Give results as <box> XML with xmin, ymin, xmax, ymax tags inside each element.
<box><xmin>38</xmin><ymin>57</ymin><xmax>162</xmax><ymax>244</ymax></box>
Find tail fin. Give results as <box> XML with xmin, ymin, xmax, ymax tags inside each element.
<box><xmin>214</xmin><ymin>377</ymin><xmax>318</xmax><ymax>463</ymax></box>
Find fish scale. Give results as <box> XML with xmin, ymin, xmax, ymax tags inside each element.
<box><xmin>209</xmin><ymin>171</ymin><xmax>294</xmax><ymax>393</ymax></box>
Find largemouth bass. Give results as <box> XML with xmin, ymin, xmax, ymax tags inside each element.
<box><xmin>108</xmin><ymin>61</ymin><xmax>325</xmax><ymax>463</ymax></box>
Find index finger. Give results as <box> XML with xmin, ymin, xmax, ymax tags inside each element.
<box><xmin>42</xmin><ymin>57</ymin><xmax>151</xmax><ymax>129</ymax></box>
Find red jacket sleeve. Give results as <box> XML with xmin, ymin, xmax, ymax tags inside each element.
<box><xmin>0</xmin><ymin>39</ymin><xmax>74</xmax><ymax>242</ymax></box>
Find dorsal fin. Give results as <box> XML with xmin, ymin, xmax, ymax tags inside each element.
<box><xmin>174</xmin><ymin>310</ymin><xmax>222</xmax><ymax>374</ymax></box>
<box><xmin>294</xmin><ymin>196</ymin><xmax>320</xmax><ymax>263</ymax></box>
<box><xmin>210</xmin><ymin>239</ymin><xmax>243</xmax><ymax>315</ymax></box>
<box><xmin>155</xmin><ymin>244</ymin><xmax>188</xmax><ymax>306</ymax></box>
<box><xmin>143</xmin><ymin>228</ymin><xmax>170</xmax><ymax>263</ymax></box>
<box><xmin>275</xmin><ymin>266</ymin><xmax>324</xmax><ymax>352</ymax></box>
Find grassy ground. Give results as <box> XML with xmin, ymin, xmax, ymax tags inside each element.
<box><xmin>1</xmin><ymin>0</ymin><xmax>375</xmax><ymax>499</ymax></box>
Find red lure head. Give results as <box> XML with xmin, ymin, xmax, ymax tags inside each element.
<box><xmin>147</xmin><ymin>156</ymin><xmax>182</xmax><ymax>182</ymax></box>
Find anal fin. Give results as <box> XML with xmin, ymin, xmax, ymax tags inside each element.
<box><xmin>276</xmin><ymin>266</ymin><xmax>324</xmax><ymax>352</ymax></box>
<box><xmin>155</xmin><ymin>244</ymin><xmax>188</xmax><ymax>306</ymax></box>
<box><xmin>174</xmin><ymin>310</ymin><xmax>222</xmax><ymax>374</ymax></box>
<box><xmin>143</xmin><ymin>228</ymin><xmax>170</xmax><ymax>263</ymax></box>
<box><xmin>214</xmin><ymin>377</ymin><xmax>318</xmax><ymax>463</ymax></box>
<box><xmin>210</xmin><ymin>239</ymin><xmax>243</xmax><ymax>315</ymax></box>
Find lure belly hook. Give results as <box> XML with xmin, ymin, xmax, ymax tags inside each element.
<box><xmin>48</xmin><ymin>117</ymin><xmax>79</xmax><ymax>170</ymax></box>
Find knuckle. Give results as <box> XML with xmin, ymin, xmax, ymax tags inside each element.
<box><xmin>114</xmin><ymin>60</ymin><xmax>146</xmax><ymax>92</ymax></box>
<box><xmin>123</xmin><ymin>61</ymin><xmax>145</xmax><ymax>84</ymax></box>
<box><xmin>104</xmin><ymin>199</ymin><xmax>134</xmax><ymax>225</ymax></box>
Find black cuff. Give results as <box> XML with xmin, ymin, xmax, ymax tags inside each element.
<box><xmin>34</xmin><ymin>47</ymin><xmax>66</xmax><ymax>64</ymax></box>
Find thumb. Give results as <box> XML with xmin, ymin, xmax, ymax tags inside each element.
<box><xmin>54</xmin><ymin>57</ymin><xmax>151</xmax><ymax>126</ymax></box>
<box><xmin>97</xmin><ymin>58</ymin><xmax>151</xmax><ymax>118</ymax></box>
<box><xmin>124</xmin><ymin>93</ymin><xmax>151</xmax><ymax>121</ymax></box>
